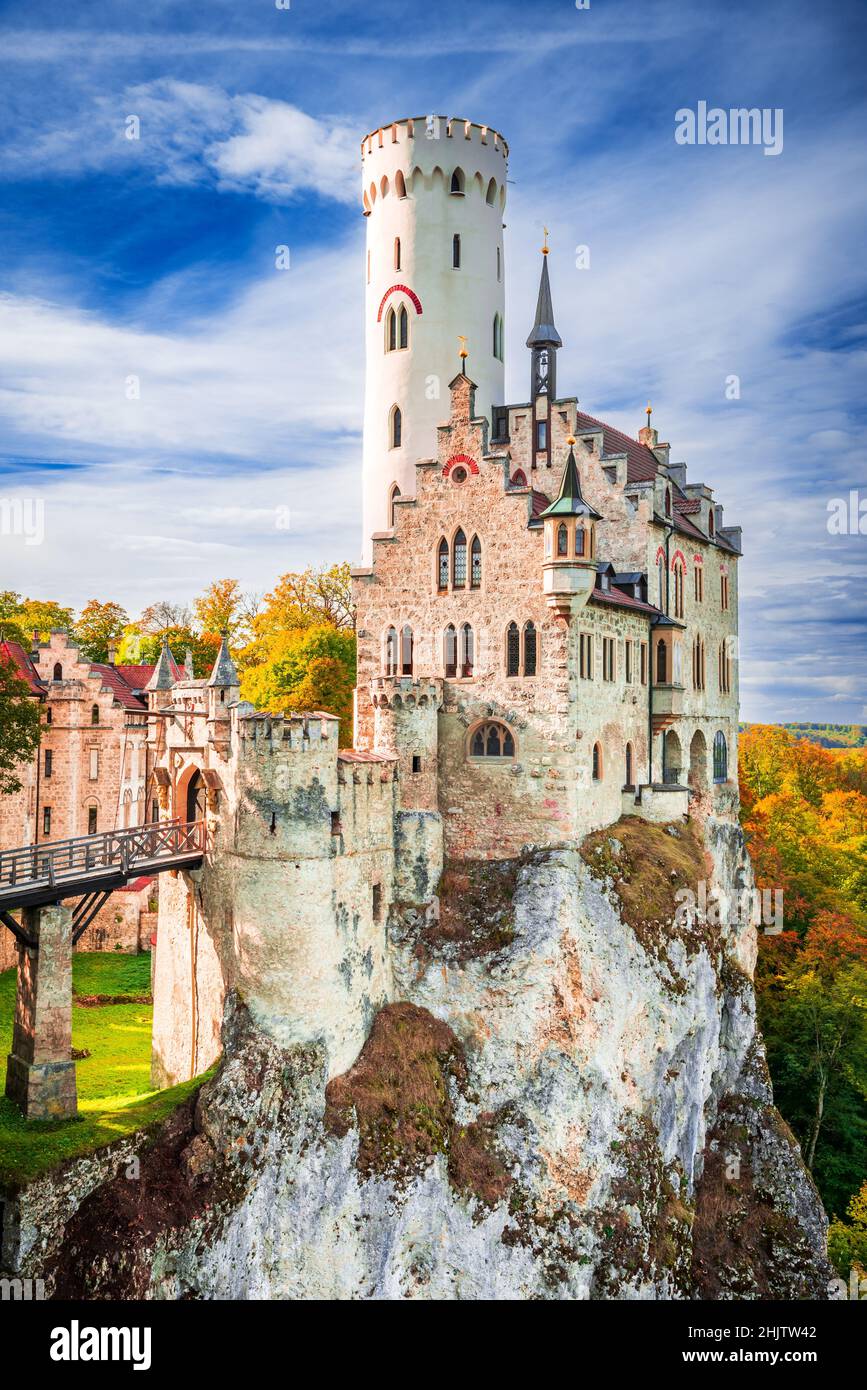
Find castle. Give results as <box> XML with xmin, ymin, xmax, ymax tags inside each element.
<box><xmin>144</xmin><ymin>116</ymin><xmax>742</xmax><ymax>1089</ymax></box>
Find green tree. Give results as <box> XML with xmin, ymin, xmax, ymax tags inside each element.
<box><xmin>73</xmin><ymin>600</ymin><xmax>129</xmax><ymax>662</ymax></box>
<box><xmin>118</xmin><ymin>626</ymin><xmax>221</xmax><ymax>679</ymax></box>
<box><xmin>0</xmin><ymin>653</ymin><xmax>41</xmax><ymax>793</ymax></box>
<box><xmin>240</xmin><ymin>625</ymin><xmax>356</xmax><ymax>744</ymax></box>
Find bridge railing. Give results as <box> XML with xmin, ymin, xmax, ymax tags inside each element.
<box><xmin>0</xmin><ymin>819</ymin><xmax>206</xmax><ymax>893</ymax></box>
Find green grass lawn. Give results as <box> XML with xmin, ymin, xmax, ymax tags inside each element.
<box><xmin>0</xmin><ymin>952</ymin><xmax>214</xmax><ymax>1190</ymax></box>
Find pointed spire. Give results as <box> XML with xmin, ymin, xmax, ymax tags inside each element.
<box><xmin>146</xmin><ymin>637</ymin><xmax>176</xmax><ymax>691</ymax></box>
<box><xmin>207</xmin><ymin>635</ymin><xmax>239</xmax><ymax>688</ymax></box>
<box><xmin>526</xmin><ymin>247</ymin><xmax>562</xmax><ymax>349</ymax></box>
<box><xmin>540</xmin><ymin>441</ymin><xmax>602</xmax><ymax>518</ymax></box>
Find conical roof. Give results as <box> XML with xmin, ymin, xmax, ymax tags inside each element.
<box><xmin>146</xmin><ymin>638</ymin><xmax>177</xmax><ymax>691</ymax></box>
<box><xmin>540</xmin><ymin>446</ymin><xmax>602</xmax><ymax>519</ymax></box>
<box><xmin>526</xmin><ymin>253</ymin><xmax>562</xmax><ymax>349</ymax></box>
<box><xmin>207</xmin><ymin>636</ymin><xmax>239</xmax><ymax>687</ymax></box>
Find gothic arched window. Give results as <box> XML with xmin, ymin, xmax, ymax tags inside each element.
<box><xmin>460</xmin><ymin>623</ymin><xmax>474</xmax><ymax>678</ymax></box>
<box><xmin>388</xmin><ymin>483</ymin><xmax>401</xmax><ymax>529</ymax></box>
<box><xmin>386</xmin><ymin>308</ymin><xmax>396</xmax><ymax>352</ymax></box>
<box><xmin>52</xmin><ymin>662</ymin><xmax>62</xmax><ymax>681</ymax></box>
<box><xmin>384</xmin><ymin>627</ymin><xmax>398</xmax><ymax>676</ymax></box>
<box><xmin>470</xmin><ymin>535</ymin><xmax>482</xmax><ymax>588</ymax></box>
<box><xmin>557</xmin><ymin>523</ymin><xmax>568</xmax><ymax>556</ymax></box>
<box><xmin>400</xmin><ymin>624</ymin><xmax>414</xmax><ymax>676</ymax></box>
<box><xmin>91</xmin><ymin>704</ymin><xmax>100</xmax><ymax>726</ymax></box>
<box><xmin>395</xmin><ymin>169</ymin><xmax>406</xmax><ymax>198</ymax></box>
<box><xmin>450</xmin><ymin>168</ymin><xmax>465</xmax><ymax>195</ymax></box>
<box><xmin>389</xmin><ymin>404</ymin><xmax>402</xmax><ymax>448</ymax></box>
<box><xmin>453</xmin><ymin>529</ymin><xmax>467</xmax><ymax>587</ymax></box>
<box><xmin>399</xmin><ymin>305</ymin><xmax>408</xmax><ymax>349</ymax></box>
<box><xmin>469</xmin><ymin>720</ymin><xmax>515</xmax><ymax>760</ymax></box>
<box><xmin>444</xmin><ymin>624</ymin><xmax>457</xmax><ymax>678</ymax></box>
<box><xmin>486</xmin><ymin>177</ymin><xmax>497</xmax><ymax>205</ymax></box>
<box><xmin>523</xmin><ymin>621</ymin><xmax>537</xmax><ymax>677</ymax></box>
<box><xmin>658</xmin><ymin>554</ymin><xmax>666</xmax><ymax>609</ymax></box>
<box><xmin>625</xmin><ymin>742</ymin><xmax>634</xmax><ymax>788</ymax></box>
<box><xmin>437</xmin><ymin>537</ymin><xmax>449</xmax><ymax>590</ymax></box>
<box><xmin>713</xmin><ymin>731</ymin><xmax>728</xmax><ymax>783</ymax></box>
<box><xmin>492</xmin><ymin>313</ymin><xmax>503</xmax><ymax>361</ymax></box>
<box><xmin>506</xmin><ymin>621</ymin><xmax>520</xmax><ymax>677</ymax></box>
<box><xmin>673</xmin><ymin>560</ymin><xmax>685</xmax><ymax>619</ymax></box>
<box><xmin>656</xmin><ymin>639</ymin><xmax>667</xmax><ymax>684</ymax></box>
<box><xmin>394</xmin><ymin>236</ymin><xmax>401</xmax><ymax>271</ymax></box>
<box><xmin>592</xmin><ymin>742</ymin><xmax>603</xmax><ymax>781</ymax></box>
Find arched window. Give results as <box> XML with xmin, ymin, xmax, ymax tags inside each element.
<box><xmin>385</xmin><ymin>626</ymin><xmax>398</xmax><ymax>676</ymax></box>
<box><xmin>719</xmin><ymin>640</ymin><xmax>731</xmax><ymax>693</ymax></box>
<box><xmin>574</xmin><ymin>526</ymin><xmax>585</xmax><ymax>557</ymax></box>
<box><xmin>713</xmin><ymin>731</ymin><xmax>728</xmax><ymax>783</ymax></box>
<box><xmin>389</xmin><ymin>404</ymin><xmax>402</xmax><ymax>448</ymax></box>
<box><xmin>91</xmin><ymin>704</ymin><xmax>100</xmax><ymax>726</ymax></box>
<box><xmin>672</xmin><ymin>559</ymin><xmax>685</xmax><ymax>618</ymax></box>
<box><xmin>400</xmin><ymin>624</ymin><xmax>414</xmax><ymax>676</ymax></box>
<box><xmin>657</xmin><ymin>554</ymin><xmax>666</xmax><ymax>609</ymax></box>
<box><xmin>510</xmin><ymin>469</ymin><xmax>527</xmax><ymax>487</ymax></box>
<box><xmin>665</xmin><ymin>488</ymin><xmax>672</xmax><ymax>516</ymax></box>
<box><xmin>523</xmin><ymin>621</ymin><xmax>537</xmax><ymax>677</ymax></box>
<box><xmin>506</xmin><ymin>621</ymin><xmax>520</xmax><ymax>677</ymax></box>
<box><xmin>453</xmin><ymin>528</ymin><xmax>467</xmax><ymax>587</ymax></box>
<box><xmin>394</xmin><ymin>236</ymin><xmax>401</xmax><ymax>271</ymax></box>
<box><xmin>492</xmin><ymin>313</ymin><xmax>503</xmax><ymax>361</ymax></box>
<box><xmin>395</xmin><ymin>169</ymin><xmax>406</xmax><ymax>198</ymax></box>
<box><xmin>399</xmin><ymin>305</ymin><xmax>408</xmax><ymax>349</ymax></box>
<box><xmin>388</xmin><ymin>483</ymin><xmax>401</xmax><ymax>529</ymax></box>
<box><xmin>656</xmin><ymin>639</ymin><xmax>667</xmax><ymax>684</ymax></box>
<box><xmin>471</xmin><ymin>535</ymin><xmax>482</xmax><ymax>588</ymax></box>
<box><xmin>486</xmin><ymin>177</ymin><xmax>497</xmax><ymax>205</ymax></box>
<box><xmin>557</xmin><ymin>523</ymin><xmax>568</xmax><ymax>556</ymax></box>
<box><xmin>386</xmin><ymin>307</ymin><xmax>396</xmax><ymax>352</ymax></box>
<box><xmin>52</xmin><ymin>662</ymin><xmax>62</xmax><ymax>681</ymax></box>
<box><xmin>625</xmin><ymin>742</ymin><xmax>634</xmax><ymax>788</ymax></box>
<box><xmin>592</xmin><ymin>742</ymin><xmax>603</xmax><ymax>782</ymax></box>
<box><xmin>444</xmin><ymin>624</ymin><xmax>457</xmax><ymax>678</ymax></box>
<box><xmin>450</xmin><ymin>168</ymin><xmax>465</xmax><ymax>194</ymax></box>
<box><xmin>460</xmin><ymin>623</ymin><xmax>474</xmax><ymax>678</ymax></box>
<box><xmin>708</xmin><ymin>508</ymin><xmax>715</xmax><ymax>538</ymax></box>
<box><xmin>437</xmin><ymin>537</ymin><xmax>449</xmax><ymax>590</ymax></box>
<box><xmin>469</xmin><ymin>720</ymin><xmax>515</xmax><ymax>760</ymax></box>
<box><xmin>452</xmin><ymin>233</ymin><xmax>461</xmax><ymax>269</ymax></box>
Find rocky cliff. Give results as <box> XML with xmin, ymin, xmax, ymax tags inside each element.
<box><xmin>5</xmin><ymin>816</ymin><xmax>832</xmax><ymax>1300</ymax></box>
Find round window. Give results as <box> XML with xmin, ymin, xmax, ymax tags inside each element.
<box><xmin>452</xmin><ymin>466</ymin><xmax>467</xmax><ymax>484</ymax></box>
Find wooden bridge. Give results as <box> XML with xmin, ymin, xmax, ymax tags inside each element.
<box><xmin>2</xmin><ymin>818</ymin><xmax>206</xmax><ymax>1121</ymax></box>
<box><xmin>0</xmin><ymin>819</ymin><xmax>205</xmax><ymax>946</ymax></box>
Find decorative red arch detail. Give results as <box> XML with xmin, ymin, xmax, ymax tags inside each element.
<box><xmin>376</xmin><ymin>283</ymin><xmax>423</xmax><ymax>322</ymax></box>
<box><xmin>510</xmin><ymin>469</ymin><xmax>528</xmax><ymax>487</ymax></box>
<box><xmin>655</xmin><ymin>544</ymin><xmax>666</xmax><ymax>563</ymax></box>
<box><xmin>693</xmin><ymin>553</ymin><xmax>704</xmax><ymax>565</ymax></box>
<box><xmin>443</xmin><ymin>452</ymin><xmax>479</xmax><ymax>478</ymax></box>
<box><xmin>670</xmin><ymin>548</ymin><xmax>687</xmax><ymax>570</ymax></box>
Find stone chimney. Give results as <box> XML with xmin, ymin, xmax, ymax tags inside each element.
<box><xmin>107</xmin><ymin>638</ymin><xmax>118</xmax><ymax>664</ymax></box>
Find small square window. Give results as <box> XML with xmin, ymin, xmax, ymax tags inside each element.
<box><xmin>412</xmin><ymin>755</ymin><xmax>421</xmax><ymax>774</ymax></box>
<box><xmin>372</xmin><ymin>883</ymin><xmax>383</xmax><ymax>921</ymax></box>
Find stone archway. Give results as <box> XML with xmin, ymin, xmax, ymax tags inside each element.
<box><xmin>689</xmin><ymin>729</ymin><xmax>708</xmax><ymax>793</ymax></box>
<box><xmin>663</xmin><ymin>729</ymin><xmax>682</xmax><ymax>785</ymax></box>
<box><xmin>185</xmin><ymin>769</ymin><xmax>206</xmax><ymax>824</ymax></box>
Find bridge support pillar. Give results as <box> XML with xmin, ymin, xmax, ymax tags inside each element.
<box><xmin>5</xmin><ymin>904</ymin><xmax>78</xmax><ymax>1120</ymax></box>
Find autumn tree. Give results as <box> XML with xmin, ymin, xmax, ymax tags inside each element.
<box><xmin>0</xmin><ymin>592</ymin><xmax>74</xmax><ymax>645</ymax></box>
<box><xmin>73</xmin><ymin>600</ymin><xmax>129</xmax><ymax>662</ymax></box>
<box><xmin>0</xmin><ymin>653</ymin><xmax>41</xmax><ymax>793</ymax></box>
<box><xmin>240</xmin><ymin>625</ymin><xmax>356</xmax><ymax>744</ymax></box>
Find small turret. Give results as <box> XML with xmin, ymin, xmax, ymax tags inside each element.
<box><xmin>146</xmin><ymin>638</ymin><xmax>176</xmax><ymax>692</ymax></box>
<box><xmin>526</xmin><ymin>235</ymin><xmax>562</xmax><ymax>402</ymax></box>
<box><xmin>206</xmin><ymin>637</ymin><xmax>240</xmax><ymax>749</ymax></box>
<box><xmin>540</xmin><ymin>440</ymin><xmax>601</xmax><ymax>619</ymax></box>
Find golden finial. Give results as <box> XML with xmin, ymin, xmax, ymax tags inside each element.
<box><xmin>542</xmin><ymin>226</ymin><xmax>549</xmax><ymax>256</ymax></box>
<box><xmin>566</xmin><ymin>434</ymin><xmax>576</xmax><ymax>446</ymax></box>
<box><xmin>646</xmin><ymin>402</ymin><xmax>652</xmax><ymax>423</ymax></box>
<box><xmin>458</xmin><ymin>334</ymin><xmax>468</xmax><ymax>361</ymax></box>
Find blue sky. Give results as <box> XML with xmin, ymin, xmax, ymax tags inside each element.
<box><xmin>0</xmin><ymin>0</ymin><xmax>865</xmax><ymax>722</ymax></box>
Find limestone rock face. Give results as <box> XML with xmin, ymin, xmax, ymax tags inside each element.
<box><xmin>20</xmin><ymin>817</ymin><xmax>832</xmax><ymax>1300</ymax></box>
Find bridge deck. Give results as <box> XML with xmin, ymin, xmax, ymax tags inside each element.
<box><xmin>0</xmin><ymin>820</ymin><xmax>206</xmax><ymax>914</ymax></box>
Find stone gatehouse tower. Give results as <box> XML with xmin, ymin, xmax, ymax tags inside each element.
<box><xmin>149</xmin><ymin>115</ymin><xmax>742</xmax><ymax>1088</ymax></box>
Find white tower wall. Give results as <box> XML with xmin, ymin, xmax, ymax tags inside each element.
<box><xmin>360</xmin><ymin>117</ymin><xmax>508</xmax><ymax>558</ymax></box>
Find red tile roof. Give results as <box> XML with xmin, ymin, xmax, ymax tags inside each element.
<box><xmin>89</xmin><ymin>663</ymin><xmax>150</xmax><ymax>710</ymax></box>
<box><xmin>531</xmin><ymin>488</ymin><xmax>550</xmax><ymax>518</ymax></box>
<box><xmin>115</xmin><ymin>664</ymin><xmax>154</xmax><ymax>689</ymax></box>
<box><xmin>574</xmin><ymin>411</ymin><xmax>659</xmax><ymax>483</ymax></box>
<box><xmin>590</xmin><ymin>584</ymin><xmax>663</xmax><ymax>617</ymax></box>
<box><xmin>0</xmin><ymin>640</ymin><xmax>44</xmax><ymax>695</ymax></box>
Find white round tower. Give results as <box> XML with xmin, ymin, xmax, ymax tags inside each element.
<box><xmin>360</xmin><ymin>116</ymin><xmax>508</xmax><ymax>558</ymax></box>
